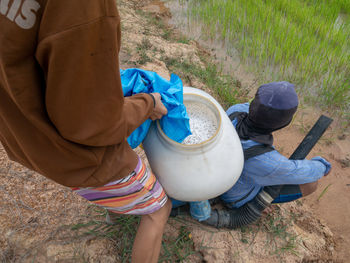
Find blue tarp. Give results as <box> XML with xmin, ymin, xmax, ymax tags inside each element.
<box><xmin>121</xmin><ymin>68</ymin><xmax>191</xmax><ymax>149</ymax></box>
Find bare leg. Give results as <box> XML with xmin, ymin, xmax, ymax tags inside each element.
<box><xmin>131</xmin><ymin>199</ymin><xmax>172</xmax><ymax>263</ymax></box>
<box><xmin>299</xmin><ymin>181</ymin><xmax>318</xmax><ymax>197</ymax></box>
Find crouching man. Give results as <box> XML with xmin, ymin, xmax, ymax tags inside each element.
<box><xmin>172</xmin><ymin>82</ymin><xmax>331</xmax><ymax>227</ymax></box>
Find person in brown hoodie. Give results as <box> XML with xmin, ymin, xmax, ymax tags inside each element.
<box><xmin>0</xmin><ymin>0</ymin><xmax>171</xmax><ymax>262</ymax></box>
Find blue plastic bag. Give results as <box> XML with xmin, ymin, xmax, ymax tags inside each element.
<box><xmin>121</xmin><ymin>68</ymin><xmax>191</xmax><ymax>148</ymax></box>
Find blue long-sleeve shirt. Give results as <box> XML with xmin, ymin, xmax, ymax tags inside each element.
<box><xmin>220</xmin><ymin>103</ymin><xmax>331</xmax><ymax>208</ymax></box>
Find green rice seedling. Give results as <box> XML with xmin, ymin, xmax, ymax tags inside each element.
<box><xmin>183</xmin><ymin>0</ymin><xmax>350</xmax><ymax>114</ymax></box>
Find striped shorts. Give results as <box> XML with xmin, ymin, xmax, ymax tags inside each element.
<box><xmin>72</xmin><ymin>157</ymin><xmax>168</xmax><ymax>215</ymax></box>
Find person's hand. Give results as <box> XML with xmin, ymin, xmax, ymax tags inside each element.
<box><xmin>149</xmin><ymin>93</ymin><xmax>168</xmax><ymax>120</ymax></box>
<box><xmin>324</xmin><ymin>165</ymin><xmax>332</xmax><ymax>176</ymax></box>
<box><xmin>311</xmin><ymin>156</ymin><xmax>332</xmax><ymax>176</ymax></box>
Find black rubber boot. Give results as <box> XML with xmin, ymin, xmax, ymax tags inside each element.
<box><xmin>202</xmin><ymin>209</ymin><xmax>231</xmax><ymax>228</ymax></box>
<box><xmin>209</xmin><ymin>197</ymin><xmax>222</xmax><ymax>206</ymax></box>
<box><xmin>170</xmin><ymin>204</ymin><xmax>190</xmax><ymax>217</ymax></box>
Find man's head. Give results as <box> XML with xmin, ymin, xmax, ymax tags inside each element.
<box><xmin>248</xmin><ymin>81</ymin><xmax>299</xmax><ymax>132</ymax></box>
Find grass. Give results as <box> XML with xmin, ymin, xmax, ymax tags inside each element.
<box><xmin>239</xmin><ymin>225</ymin><xmax>257</xmax><ymax>245</ymax></box>
<box><xmin>141</xmin><ymin>9</ymin><xmax>191</xmax><ymax>45</ymax></box>
<box><xmin>161</xmin><ymin>55</ymin><xmax>248</xmax><ymax>109</ymax></box>
<box><xmin>160</xmin><ymin>225</ymin><xmax>198</xmax><ymax>262</ymax></box>
<box><xmin>180</xmin><ymin>0</ymin><xmax>350</xmax><ymax>117</ymax></box>
<box><xmin>71</xmin><ymin>215</ymin><xmax>139</xmax><ymax>261</ymax></box>
<box><xmin>226</xmin><ymin>208</ymin><xmax>302</xmax><ymax>257</ymax></box>
<box><xmin>317</xmin><ymin>183</ymin><xmax>332</xmax><ymax>201</ymax></box>
<box><xmin>135</xmin><ymin>7</ymin><xmax>248</xmax><ymax>108</ymax></box>
<box><xmin>136</xmin><ymin>38</ymin><xmax>152</xmax><ymax>65</ymax></box>
<box><xmin>70</xmin><ymin>207</ymin><xmax>199</xmax><ymax>262</ymax></box>
<box><xmin>236</xmin><ymin>207</ymin><xmax>301</xmax><ymax>256</ymax></box>
<box><xmin>262</xmin><ymin>211</ymin><xmax>300</xmax><ymax>256</ymax></box>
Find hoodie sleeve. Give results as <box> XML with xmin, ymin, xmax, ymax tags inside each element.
<box><xmin>35</xmin><ymin>0</ymin><xmax>154</xmax><ymax>146</ymax></box>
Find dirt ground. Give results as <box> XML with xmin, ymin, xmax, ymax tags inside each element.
<box><xmin>1</xmin><ymin>0</ymin><xmax>349</xmax><ymax>262</ymax></box>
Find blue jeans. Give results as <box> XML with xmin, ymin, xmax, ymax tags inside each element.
<box><xmin>172</xmin><ymin>185</ymin><xmax>303</xmax><ymax>221</ymax></box>
<box><xmin>171</xmin><ymin>199</ymin><xmax>211</xmax><ymax>221</ymax></box>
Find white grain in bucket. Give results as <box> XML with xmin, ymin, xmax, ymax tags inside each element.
<box><xmin>182</xmin><ymin>101</ymin><xmax>218</xmax><ymax>145</ymax></box>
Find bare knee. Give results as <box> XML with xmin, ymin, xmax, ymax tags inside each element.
<box><xmin>143</xmin><ymin>199</ymin><xmax>172</xmax><ymax>227</ymax></box>
<box><xmin>300</xmin><ymin>181</ymin><xmax>318</xmax><ymax>197</ymax></box>
<box><xmin>159</xmin><ymin>198</ymin><xmax>172</xmax><ymax>220</ymax></box>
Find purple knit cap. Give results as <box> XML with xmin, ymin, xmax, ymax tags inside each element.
<box><xmin>249</xmin><ymin>81</ymin><xmax>299</xmax><ymax>130</ymax></box>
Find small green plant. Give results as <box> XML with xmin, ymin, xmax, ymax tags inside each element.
<box><xmin>141</xmin><ymin>38</ymin><xmax>153</xmax><ymax>50</ymax></box>
<box><xmin>160</xmin><ymin>226</ymin><xmax>198</xmax><ymax>262</ymax></box>
<box><xmin>70</xmin><ymin>207</ymin><xmax>199</xmax><ymax>262</ymax></box>
<box><xmin>148</xmin><ymin>15</ymin><xmax>167</xmax><ymax>31</ymax></box>
<box><xmin>239</xmin><ymin>225</ymin><xmax>253</xmax><ymax>244</ymax></box>
<box><xmin>317</xmin><ymin>183</ymin><xmax>332</xmax><ymax>201</ymax></box>
<box><xmin>71</xmin><ymin>209</ymin><xmax>139</xmax><ymax>262</ymax></box>
<box><xmin>162</xmin><ymin>56</ymin><xmax>247</xmax><ymax>109</ymax></box>
<box><xmin>136</xmin><ymin>38</ymin><xmax>152</xmax><ymax>65</ymax></box>
<box><xmin>262</xmin><ymin>211</ymin><xmax>300</xmax><ymax>256</ymax></box>
<box><xmin>177</xmin><ymin>35</ymin><xmax>190</xmax><ymax>44</ymax></box>
<box><xmin>162</xmin><ymin>29</ymin><xmax>172</xmax><ymax>40</ymax></box>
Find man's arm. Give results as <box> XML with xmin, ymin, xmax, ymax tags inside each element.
<box><xmin>245</xmin><ymin>151</ymin><xmax>331</xmax><ymax>186</ymax></box>
<box><xmin>36</xmin><ymin>1</ymin><xmax>156</xmax><ymax>147</ymax></box>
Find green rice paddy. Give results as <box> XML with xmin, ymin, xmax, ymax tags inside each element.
<box><xmin>181</xmin><ymin>0</ymin><xmax>350</xmax><ymax>114</ymax></box>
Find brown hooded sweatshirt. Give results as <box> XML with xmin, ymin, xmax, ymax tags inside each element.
<box><xmin>0</xmin><ymin>0</ymin><xmax>155</xmax><ymax>187</ymax></box>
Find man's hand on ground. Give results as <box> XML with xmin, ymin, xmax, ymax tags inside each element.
<box><xmin>321</xmin><ymin>158</ymin><xmax>332</xmax><ymax>176</ymax></box>
<box><xmin>324</xmin><ymin>165</ymin><xmax>332</xmax><ymax>176</ymax></box>
<box><xmin>149</xmin><ymin>93</ymin><xmax>168</xmax><ymax>120</ymax></box>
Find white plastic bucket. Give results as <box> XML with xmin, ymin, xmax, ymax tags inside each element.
<box><xmin>143</xmin><ymin>87</ymin><xmax>244</xmax><ymax>201</ymax></box>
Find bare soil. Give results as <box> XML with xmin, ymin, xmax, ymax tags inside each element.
<box><xmin>1</xmin><ymin>0</ymin><xmax>349</xmax><ymax>262</ymax></box>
